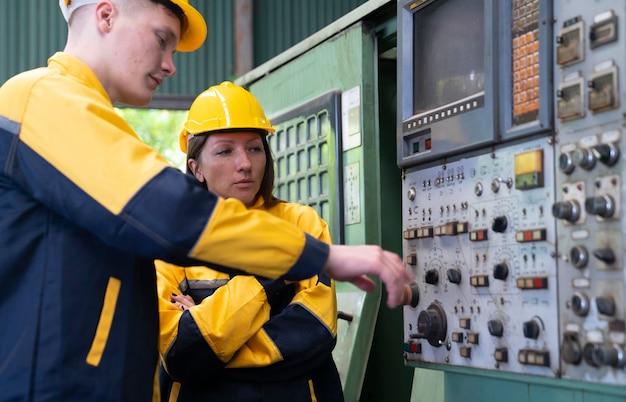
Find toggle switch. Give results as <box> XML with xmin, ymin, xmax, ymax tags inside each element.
<box><xmin>592</xmin><ymin>248</ymin><xmax>616</xmax><ymax>264</ymax></box>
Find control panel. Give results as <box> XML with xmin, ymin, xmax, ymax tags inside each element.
<box><xmin>402</xmin><ymin>137</ymin><xmax>559</xmax><ymax>376</ymax></box>
<box><xmin>400</xmin><ymin>0</ymin><xmax>626</xmax><ymax>387</ymax></box>
<box><xmin>554</xmin><ymin>0</ymin><xmax>626</xmax><ymax>385</ymax></box>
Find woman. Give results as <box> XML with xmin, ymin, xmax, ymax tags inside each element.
<box><xmin>156</xmin><ymin>82</ymin><xmax>344</xmax><ymax>401</ymax></box>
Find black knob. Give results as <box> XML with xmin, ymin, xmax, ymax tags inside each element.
<box><xmin>446</xmin><ymin>269</ymin><xmax>462</xmax><ymax>284</ymax></box>
<box><xmin>487</xmin><ymin>319</ymin><xmax>504</xmax><ymax>337</ymax></box>
<box><xmin>523</xmin><ymin>320</ymin><xmax>541</xmax><ymax>339</ymax></box>
<box><xmin>583</xmin><ymin>343</ymin><xmax>601</xmax><ymax>367</ymax></box>
<box><xmin>492</xmin><ymin>216</ymin><xmax>508</xmax><ymax>233</ymax></box>
<box><xmin>572</xmin><ymin>148</ymin><xmax>596</xmax><ymax>170</ymax></box>
<box><xmin>416</xmin><ymin>302</ymin><xmax>447</xmax><ymax>347</ymax></box>
<box><xmin>571</xmin><ymin>292</ymin><xmax>590</xmax><ymax>317</ymax></box>
<box><xmin>585</xmin><ymin>195</ymin><xmax>615</xmax><ymax>218</ymax></box>
<box><xmin>493</xmin><ymin>262</ymin><xmax>509</xmax><ymax>281</ymax></box>
<box><xmin>596</xmin><ymin>296</ymin><xmax>616</xmax><ymax>316</ymax></box>
<box><xmin>569</xmin><ymin>246</ymin><xmax>588</xmax><ymax>269</ymax></box>
<box><xmin>592</xmin><ymin>344</ymin><xmax>622</xmax><ymax>368</ymax></box>
<box><xmin>405</xmin><ymin>282</ymin><xmax>420</xmax><ymax>308</ymax></box>
<box><xmin>425</xmin><ymin>270</ymin><xmax>439</xmax><ymax>285</ymax></box>
<box><xmin>561</xmin><ymin>332</ymin><xmax>582</xmax><ymax>365</ymax></box>
<box><xmin>592</xmin><ymin>143</ymin><xmax>620</xmax><ymax>166</ymax></box>
<box><xmin>558</xmin><ymin>152</ymin><xmax>575</xmax><ymax>174</ymax></box>
<box><xmin>552</xmin><ymin>201</ymin><xmax>580</xmax><ymax>223</ymax></box>
<box><xmin>593</xmin><ymin>248</ymin><xmax>616</xmax><ymax>264</ymax></box>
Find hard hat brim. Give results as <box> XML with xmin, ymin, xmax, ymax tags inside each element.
<box><xmin>170</xmin><ymin>0</ymin><xmax>207</xmax><ymax>52</ymax></box>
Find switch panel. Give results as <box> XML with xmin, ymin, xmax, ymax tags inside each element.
<box><xmin>403</xmin><ymin>137</ymin><xmax>559</xmax><ymax>376</ymax></box>
<box><xmin>399</xmin><ymin>0</ymin><xmax>626</xmax><ymax>389</ymax></box>
<box><xmin>554</xmin><ymin>0</ymin><xmax>626</xmax><ymax>387</ymax></box>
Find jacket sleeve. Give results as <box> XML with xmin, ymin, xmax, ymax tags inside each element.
<box><xmin>0</xmin><ymin>69</ymin><xmax>327</xmax><ymax>281</ymax></box>
<box><xmin>226</xmin><ymin>213</ymin><xmax>337</xmax><ymax>375</ymax></box>
<box><xmin>226</xmin><ymin>275</ymin><xmax>337</xmax><ymax>373</ymax></box>
<box><xmin>157</xmin><ymin>260</ymin><xmax>289</xmax><ymax>382</ymax></box>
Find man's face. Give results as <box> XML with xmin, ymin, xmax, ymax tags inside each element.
<box><xmin>108</xmin><ymin>3</ymin><xmax>181</xmax><ymax>105</ymax></box>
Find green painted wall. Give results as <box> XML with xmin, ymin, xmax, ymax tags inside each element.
<box><xmin>0</xmin><ymin>0</ymin><xmax>367</xmax><ymax>101</ymax></box>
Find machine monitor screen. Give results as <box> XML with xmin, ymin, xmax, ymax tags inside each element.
<box><xmin>412</xmin><ymin>0</ymin><xmax>485</xmax><ymax>115</ymax></box>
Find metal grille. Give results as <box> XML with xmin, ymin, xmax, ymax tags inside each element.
<box><xmin>268</xmin><ymin>90</ymin><xmax>343</xmax><ymax>242</ymax></box>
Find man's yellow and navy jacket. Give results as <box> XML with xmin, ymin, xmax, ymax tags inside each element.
<box><xmin>156</xmin><ymin>198</ymin><xmax>343</xmax><ymax>401</ymax></box>
<box><xmin>0</xmin><ymin>52</ymin><xmax>329</xmax><ymax>402</ymax></box>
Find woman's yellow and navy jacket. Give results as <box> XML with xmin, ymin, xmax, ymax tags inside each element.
<box><xmin>156</xmin><ymin>198</ymin><xmax>343</xmax><ymax>401</ymax></box>
<box><xmin>0</xmin><ymin>53</ymin><xmax>329</xmax><ymax>402</ymax></box>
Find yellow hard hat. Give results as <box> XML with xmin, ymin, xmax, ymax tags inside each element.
<box><xmin>59</xmin><ymin>0</ymin><xmax>206</xmax><ymax>52</ymax></box>
<box><xmin>168</xmin><ymin>0</ymin><xmax>207</xmax><ymax>52</ymax></box>
<box><xmin>179</xmin><ymin>81</ymin><xmax>276</xmax><ymax>153</ymax></box>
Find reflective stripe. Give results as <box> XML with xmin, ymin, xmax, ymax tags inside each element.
<box><xmin>308</xmin><ymin>379</ymin><xmax>317</xmax><ymax>402</ymax></box>
<box><xmin>168</xmin><ymin>382</ymin><xmax>181</xmax><ymax>402</ymax></box>
<box><xmin>86</xmin><ymin>277</ymin><xmax>121</xmax><ymax>366</ymax></box>
<box><xmin>152</xmin><ymin>364</ymin><xmax>160</xmax><ymax>402</ymax></box>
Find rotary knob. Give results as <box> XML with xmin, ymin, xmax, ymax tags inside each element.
<box><xmin>491</xmin><ymin>216</ymin><xmax>508</xmax><ymax>233</ymax></box>
<box><xmin>569</xmin><ymin>245</ymin><xmax>588</xmax><ymax>269</ymax></box>
<box><xmin>491</xmin><ymin>178</ymin><xmax>501</xmax><ymax>193</ymax></box>
<box><xmin>583</xmin><ymin>343</ymin><xmax>601</xmax><ymax>367</ymax></box>
<box><xmin>561</xmin><ymin>332</ymin><xmax>582</xmax><ymax>365</ymax></box>
<box><xmin>558</xmin><ymin>152</ymin><xmax>575</xmax><ymax>174</ymax></box>
<box><xmin>493</xmin><ymin>262</ymin><xmax>509</xmax><ymax>281</ymax></box>
<box><xmin>572</xmin><ymin>148</ymin><xmax>596</xmax><ymax>170</ymax></box>
<box><xmin>402</xmin><ymin>282</ymin><xmax>420</xmax><ymax>308</ymax></box>
<box><xmin>585</xmin><ymin>195</ymin><xmax>615</xmax><ymax>218</ymax></box>
<box><xmin>592</xmin><ymin>143</ymin><xmax>620</xmax><ymax>166</ymax></box>
<box><xmin>425</xmin><ymin>270</ymin><xmax>439</xmax><ymax>285</ymax></box>
<box><xmin>592</xmin><ymin>344</ymin><xmax>625</xmax><ymax>368</ymax></box>
<box><xmin>523</xmin><ymin>319</ymin><xmax>541</xmax><ymax>339</ymax></box>
<box><xmin>570</xmin><ymin>292</ymin><xmax>589</xmax><ymax>316</ymax></box>
<box><xmin>551</xmin><ymin>200</ymin><xmax>580</xmax><ymax>223</ymax></box>
<box><xmin>446</xmin><ymin>268</ymin><xmax>462</xmax><ymax>284</ymax></box>
<box><xmin>416</xmin><ymin>302</ymin><xmax>447</xmax><ymax>347</ymax></box>
<box><xmin>596</xmin><ymin>295</ymin><xmax>616</xmax><ymax>316</ymax></box>
<box><xmin>487</xmin><ymin>319</ymin><xmax>504</xmax><ymax>337</ymax></box>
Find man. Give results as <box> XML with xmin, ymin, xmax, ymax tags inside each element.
<box><xmin>0</xmin><ymin>1</ymin><xmax>412</xmax><ymax>400</ymax></box>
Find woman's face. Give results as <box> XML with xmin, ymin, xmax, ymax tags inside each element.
<box><xmin>188</xmin><ymin>132</ymin><xmax>266</xmax><ymax>207</ymax></box>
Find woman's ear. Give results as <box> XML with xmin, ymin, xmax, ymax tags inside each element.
<box><xmin>188</xmin><ymin>159</ymin><xmax>205</xmax><ymax>183</ymax></box>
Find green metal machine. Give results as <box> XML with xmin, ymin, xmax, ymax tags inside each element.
<box><xmin>238</xmin><ymin>0</ymin><xmax>626</xmax><ymax>401</ymax></box>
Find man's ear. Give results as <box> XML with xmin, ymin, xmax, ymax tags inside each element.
<box><xmin>95</xmin><ymin>1</ymin><xmax>116</xmax><ymax>33</ymax></box>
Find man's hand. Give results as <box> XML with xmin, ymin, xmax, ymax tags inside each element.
<box><xmin>322</xmin><ymin>244</ymin><xmax>414</xmax><ymax>308</ymax></box>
